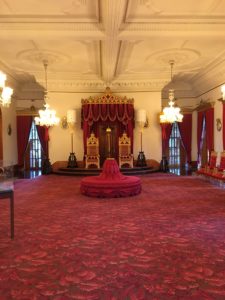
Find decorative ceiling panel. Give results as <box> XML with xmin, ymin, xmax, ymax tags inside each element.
<box><xmin>0</xmin><ymin>0</ymin><xmax>224</xmax><ymax>95</ymax></box>
<box><xmin>0</xmin><ymin>0</ymin><xmax>99</xmax><ymax>22</ymax></box>
<box><xmin>126</xmin><ymin>0</ymin><xmax>225</xmax><ymax>22</ymax></box>
<box><xmin>0</xmin><ymin>37</ymin><xmax>101</xmax><ymax>83</ymax></box>
<box><xmin>116</xmin><ymin>36</ymin><xmax>225</xmax><ymax>82</ymax></box>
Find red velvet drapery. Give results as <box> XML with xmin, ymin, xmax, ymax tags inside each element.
<box><xmin>197</xmin><ymin>111</ymin><xmax>205</xmax><ymax>161</ymax></box>
<box><xmin>17</xmin><ymin>116</ymin><xmax>33</xmax><ymax>167</ymax></box>
<box><xmin>223</xmin><ymin>103</ymin><xmax>225</xmax><ymax>150</ymax></box>
<box><xmin>81</xmin><ymin>103</ymin><xmax>134</xmax><ymax>154</ymax></box>
<box><xmin>205</xmin><ymin>107</ymin><xmax>214</xmax><ymax>154</ymax></box>
<box><xmin>160</xmin><ymin>123</ymin><xmax>172</xmax><ymax>156</ymax></box>
<box><xmin>36</xmin><ymin>125</ymin><xmax>49</xmax><ymax>158</ymax></box>
<box><xmin>197</xmin><ymin>108</ymin><xmax>214</xmax><ymax>162</ymax></box>
<box><xmin>178</xmin><ymin>114</ymin><xmax>192</xmax><ymax>164</ymax></box>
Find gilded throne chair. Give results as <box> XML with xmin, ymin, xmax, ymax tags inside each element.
<box><xmin>85</xmin><ymin>133</ymin><xmax>100</xmax><ymax>169</ymax></box>
<box><xmin>118</xmin><ymin>133</ymin><xmax>133</xmax><ymax>168</ymax></box>
<box><xmin>197</xmin><ymin>150</ymin><xmax>217</xmax><ymax>176</ymax></box>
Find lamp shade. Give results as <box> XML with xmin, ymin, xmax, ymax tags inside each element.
<box><xmin>67</xmin><ymin>109</ymin><xmax>76</xmax><ymax>124</ymax></box>
<box><xmin>136</xmin><ymin>109</ymin><xmax>146</xmax><ymax>123</ymax></box>
<box><xmin>221</xmin><ymin>84</ymin><xmax>225</xmax><ymax>100</ymax></box>
<box><xmin>0</xmin><ymin>71</ymin><xmax>6</xmax><ymax>88</ymax></box>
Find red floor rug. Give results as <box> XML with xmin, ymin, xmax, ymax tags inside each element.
<box><xmin>0</xmin><ymin>174</ymin><xmax>225</xmax><ymax>299</ymax></box>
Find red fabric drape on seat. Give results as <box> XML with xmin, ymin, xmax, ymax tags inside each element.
<box><xmin>160</xmin><ymin>123</ymin><xmax>172</xmax><ymax>156</ymax></box>
<box><xmin>17</xmin><ymin>116</ymin><xmax>32</xmax><ymax>167</ymax></box>
<box><xmin>205</xmin><ymin>107</ymin><xmax>214</xmax><ymax>154</ymax></box>
<box><xmin>36</xmin><ymin>125</ymin><xmax>49</xmax><ymax>158</ymax></box>
<box><xmin>81</xmin><ymin>103</ymin><xmax>134</xmax><ymax>154</ymax></box>
<box><xmin>223</xmin><ymin>103</ymin><xmax>225</xmax><ymax>150</ymax></box>
<box><xmin>178</xmin><ymin>114</ymin><xmax>192</xmax><ymax>163</ymax></box>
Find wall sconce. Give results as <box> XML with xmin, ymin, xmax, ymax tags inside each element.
<box><xmin>216</xmin><ymin>118</ymin><xmax>222</xmax><ymax>131</ymax></box>
<box><xmin>61</xmin><ymin>116</ymin><xmax>68</xmax><ymax>129</ymax></box>
<box><xmin>221</xmin><ymin>84</ymin><xmax>225</xmax><ymax>101</ymax></box>
<box><xmin>144</xmin><ymin>116</ymin><xmax>149</xmax><ymax>128</ymax></box>
<box><xmin>218</xmin><ymin>84</ymin><xmax>225</xmax><ymax>102</ymax></box>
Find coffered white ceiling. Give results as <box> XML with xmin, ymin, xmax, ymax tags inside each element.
<box><xmin>0</xmin><ymin>0</ymin><xmax>225</xmax><ymax>98</ymax></box>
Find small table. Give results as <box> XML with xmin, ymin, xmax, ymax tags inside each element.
<box><xmin>0</xmin><ymin>181</ymin><xmax>14</xmax><ymax>239</ymax></box>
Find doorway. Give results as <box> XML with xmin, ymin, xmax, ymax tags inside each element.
<box><xmin>24</xmin><ymin>120</ymin><xmax>43</xmax><ymax>171</ymax></box>
<box><xmin>98</xmin><ymin>123</ymin><xmax>118</xmax><ymax>166</ymax></box>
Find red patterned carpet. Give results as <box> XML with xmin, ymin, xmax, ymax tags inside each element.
<box><xmin>1</xmin><ymin>174</ymin><xmax>225</xmax><ymax>299</ymax></box>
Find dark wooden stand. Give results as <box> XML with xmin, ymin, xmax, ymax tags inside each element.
<box><xmin>160</xmin><ymin>155</ymin><xmax>169</xmax><ymax>172</ymax></box>
<box><xmin>67</xmin><ymin>152</ymin><xmax>78</xmax><ymax>168</ymax></box>
<box><xmin>136</xmin><ymin>151</ymin><xmax>147</xmax><ymax>167</ymax></box>
<box><xmin>42</xmin><ymin>157</ymin><xmax>52</xmax><ymax>175</ymax></box>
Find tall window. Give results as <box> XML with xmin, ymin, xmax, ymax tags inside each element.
<box><xmin>28</xmin><ymin>121</ymin><xmax>42</xmax><ymax>170</ymax></box>
<box><xmin>169</xmin><ymin>122</ymin><xmax>181</xmax><ymax>175</ymax></box>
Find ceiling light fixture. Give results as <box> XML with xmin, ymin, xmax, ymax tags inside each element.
<box><xmin>0</xmin><ymin>71</ymin><xmax>13</xmax><ymax>107</ymax></box>
<box><xmin>221</xmin><ymin>84</ymin><xmax>225</xmax><ymax>100</ymax></box>
<box><xmin>160</xmin><ymin>60</ymin><xmax>183</xmax><ymax>124</ymax></box>
<box><xmin>35</xmin><ymin>60</ymin><xmax>60</xmax><ymax>127</ymax></box>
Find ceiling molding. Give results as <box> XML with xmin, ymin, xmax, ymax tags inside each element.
<box><xmin>1</xmin><ymin>1</ymin><xmax>225</xmax><ymax>99</ymax></box>
<box><xmin>16</xmin><ymin>79</ymin><xmax>169</xmax><ymax>96</ymax></box>
<box><xmin>125</xmin><ymin>0</ymin><xmax>225</xmax><ymax>23</ymax></box>
<box><xmin>0</xmin><ymin>23</ymin><xmax>104</xmax><ymax>36</ymax></box>
<box><xmin>119</xmin><ymin>23</ymin><xmax>225</xmax><ymax>37</ymax></box>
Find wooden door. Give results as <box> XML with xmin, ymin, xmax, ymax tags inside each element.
<box><xmin>98</xmin><ymin>124</ymin><xmax>118</xmax><ymax>166</ymax></box>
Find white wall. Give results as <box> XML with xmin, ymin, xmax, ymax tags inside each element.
<box><xmin>195</xmin><ymin>86</ymin><xmax>224</xmax><ymax>162</ymax></box>
<box><xmin>47</xmin><ymin>91</ymin><xmax>162</xmax><ymax>164</ymax></box>
<box><xmin>131</xmin><ymin>91</ymin><xmax>162</xmax><ymax>163</ymax></box>
<box><xmin>1</xmin><ymin>101</ymin><xmax>17</xmax><ymax>166</ymax></box>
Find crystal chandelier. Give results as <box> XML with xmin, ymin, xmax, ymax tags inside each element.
<box><xmin>0</xmin><ymin>71</ymin><xmax>13</xmax><ymax>107</ymax></box>
<box><xmin>35</xmin><ymin>61</ymin><xmax>59</xmax><ymax>127</ymax></box>
<box><xmin>160</xmin><ymin>61</ymin><xmax>183</xmax><ymax>123</ymax></box>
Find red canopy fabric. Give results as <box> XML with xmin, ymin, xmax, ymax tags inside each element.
<box><xmin>17</xmin><ymin>116</ymin><xmax>32</xmax><ymax>167</ymax></box>
<box><xmin>81</xmin><ymin>100</ymin><xmax>134</xmax><ymax>154</ymax></box>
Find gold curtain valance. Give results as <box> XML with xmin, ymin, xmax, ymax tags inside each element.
<box><xmin>81</xmin><ymin>87</ymin><xmax>134</xmax><ymax>105</ymax></box>
<box><xmin>195</xmin><ymin>100</ymin><xmax>215</xmax><ymax>112</ymax></box>
<box><xmin>16</xmin><ymin>108</ymin><xmax>38</xmax><ymax>116</ymax></box>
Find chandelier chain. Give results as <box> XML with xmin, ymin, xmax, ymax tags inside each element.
<box><xmin>169</xmin><ymin>60</ymin><xmax>174</xmax><ymax>81</ymax></box>
<box><xmin>34</xmin><ymin>60</ymin><xmax>59</xmax><ymax>127</ymax></box>
<box><xmin>43</xmin><ymin>60</ymin><xmax>48</xmax><ymax>99</ymax></box>
<box><xmin>159</xmin><ymin>60</ymin><xmax>183</xmax><ymax>124</ymax></box>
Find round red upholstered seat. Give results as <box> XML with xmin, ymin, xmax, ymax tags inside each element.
<box><xmin>80</xmin><ymin>158</ymin><xmax>141</xmax><ymax>198</ymax></box>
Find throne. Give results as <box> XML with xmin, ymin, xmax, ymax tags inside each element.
<box><xmin>85</xmin><ymin>133</ymin><xmax>100</xmax><ymax>169</ymax></box>
<box><xmin>118</xmin><ymin>133</ymin><xmax>133</xmax><ymax>168</ymax></box>
<box><xmin>197</xmin><ymin>150</ymin><xmax>217</xmax><ymax>176</ymax></box>
<box><xmin>204</xmin><ymin>150</ymin><xmax>217</xmax><ymax>175</ymax></box>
